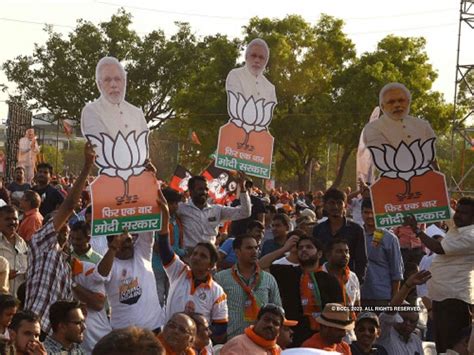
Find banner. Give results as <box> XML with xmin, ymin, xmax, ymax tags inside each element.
<box><xmin>201</xmin><ymin>162</ymin><xmax>238</xmax><ymax>205</ymax></box>
<box><xmin>169</xmin><ymin>165</ymin><xmax>193</xmax><ymax>192</ymax></box>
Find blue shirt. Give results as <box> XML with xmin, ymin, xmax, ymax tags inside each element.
<box><xmin>260</xmin><ymin>239</ymin><xmax>283</xmax><ymax>257</ymax></box>
<box><xmin>361</xmin><ymin>229</ymin><xmax>404</xmax><ymax>300</ymax></box>
<box><xmin>219</xmin><ymin>238</ymin><xmax>237</xmax><ymax>265</ymax></box>
<box><xmin>152</xmin><ymin>216</ymin><xmax>185</xmax><ymax>271</ymax></box>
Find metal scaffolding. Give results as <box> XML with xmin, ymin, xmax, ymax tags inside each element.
<box><xmin>450</xmin><ymin>0</ymin><xmax>474</xmax><ymax>194</ymax></box>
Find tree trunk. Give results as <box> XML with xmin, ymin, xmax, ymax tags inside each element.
<box><xmin>331</xmin><ymin>146</ymin><xmax>353</xmax><ymax>189</ymax></box>
<box><xmin>297</xmin><ymin>158</ymin><xmax>313</xmax><ymax>191</ymax></box>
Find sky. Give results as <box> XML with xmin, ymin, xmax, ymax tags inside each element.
<box><xmin>0</xmin><ymin>0</ymin><xmax>472</xmax><ymax>122</ymax></box>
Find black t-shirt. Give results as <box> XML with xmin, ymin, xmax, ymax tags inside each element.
<box><xmin>7</xmin><ymin>182</ymin><xmax>31</xmax><ymax>193</ymax></box>
<box><xmin>229</xmin><ymin>195</ymin><xmax>266</xmax><ymax>236</ymax></box>
<box><xmin>270</xmin><ymin>264</ymin><xmax>343</xmax><ymax>346</ymax></box>
<box><xmin>33</xmin><ymin>185</ymin><xmax>65</xmax><ymax>217</ymax></box>
<box><xmin>312</xmin><ymin>218</ymin><xmax>368</xmax><ymax>283</ymax></box>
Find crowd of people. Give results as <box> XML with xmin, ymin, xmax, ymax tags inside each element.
<box><xmin>0</xmin><ymin>141</ymin><xmax>470</xmax><ymax>355</ymax></box>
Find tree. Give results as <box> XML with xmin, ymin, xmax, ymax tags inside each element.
<box><xmin>242</xmin><ymin>14</ymin><xmax>356</xmax><ymax>190</ymax></box>
<box><xmin>2</xmin><ymin>10</ymin><xmax>201</xmax><ymax>129</ymax></box>
<box><xmin>40</xmin><ymin>145</ymin><xmax>63</xmax><ymax>174</ymax></box>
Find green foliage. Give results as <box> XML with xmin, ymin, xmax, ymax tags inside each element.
<box><xmin>41</xmin><ymin>144</ymin><xmax>63</xmax><ymax>174</ymax></box>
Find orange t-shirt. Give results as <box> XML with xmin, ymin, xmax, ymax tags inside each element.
<box><xmin>302</xmin><ymin>333</ymin><xmax>351</xmax><ymax>355</ymax></box>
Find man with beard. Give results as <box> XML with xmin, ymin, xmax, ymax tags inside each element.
<box><xmin>156</xmin><ymin>312</ymin><xmax>196</xmax><ymax>355</ymax></box>
<box><xmin>43</xmin><ymin>300</ymin><xmax>86</xmax><ymax>354</ymax></box>
<box><xmin>81</xmin><ymin>56</ymin><xmax>148</xmax><ymax>139</ymax></box>
<box><xmin>312</xmin><ymin>189</ymin><xmax>367</xmax><ymax>283</ymax></box>
<box><xmin>226</xmin><ymin>38</ymin><xmax>277</xmax><ymax>106</ymax></box>
<box><xmin>270</xmin><ymin>236</ymin><xmax>343</xmax><ymax>346</ymax></box>
<box><xmin>32</xmin><ymin>163</ymin><xmax>65</xmax><ymax>217</ymax></box>
<box><xmin>363</xmin><ymin>82</ymin><xmax>436</xmax><ymax>150</ymax></box>
<box><xmin>220</xmin><ymin>303</ymin><xmax>284</xmax><ymax>354</ymax></box>
<box><xmin>8</xmin><ymin>310</ymin><xmax>46</xmax><ymax>355</ymax></box>
<box><xmin>177</xmin><ymin>175</ymin><xmax>250</xmax><ymax>251</ymax></box>
<box><xmin>215</xmin><ymin>234</ymin><xmax>281</xmax><ymax>339</ymax></box>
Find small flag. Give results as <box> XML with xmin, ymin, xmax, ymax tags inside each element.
<box><xmin>169</xmin><ymin>165</ymin><xmax>193</xmax><ymax>192</ymax></box>
<box><xmin>191</xmin><ymin>131</ymin><xmax>201</xmax><ymax>145</ymax></box>
<box><xmin>201</xmin><ymin>161</ymin><xmax>237</xmax><ymax>205</ymax></box>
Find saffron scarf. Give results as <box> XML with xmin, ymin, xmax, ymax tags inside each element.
<box><xmin>231</xmin><ymin>265</ymin><xmax>262</xmax><ymax>321</ymax></box>
<box><xmin>336</xmin><ymin>265</ymin><xmax>356</xmax><ymax>320</ymax></box>
<box><xmin>300</xmin><ymin>271</ymin><xmax>322</xmax><ymax>331</ymax></box>
<box><xmin>244</xmin><ymin>326</ymin><xmax>281</xmax><ymax>355</ymax></box>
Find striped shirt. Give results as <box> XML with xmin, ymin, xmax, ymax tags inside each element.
<box><xmin>214</xmin><ymin>265</ymin><xmax>281</xmax><ymax>339</ymax></box>
<box><xmin>25</xmin><ymin>220</ymin><xmax>73</xmax><ymax>334</ymax></box>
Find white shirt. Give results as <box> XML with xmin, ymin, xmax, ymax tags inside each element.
<box><xmin>377</xmin><ymin>312</ymin><xmax>424</xmax><ymax>354</ymax></box>
<box><xmin>226</xmin><ymin>66</ymin><xmax>277</xmax><ymax>104</ymax></box>
<box><xmin>81</xmin><ymin>96</ymin><xmax>149</xmax><ymax>139</ymax></box>
<box><xmin>177</xmin><ymin>193</ymin><xmax>251</xmax><ymax>248</ymax></box>
<box><xmin>164</xmin><ymin>255</ymin><xmax>228</xmax><ymax>324</ymax></box>
<box><xmin>99</xmin><ymin>231</ymin><xmax>164</xmax><ymax>330</ymax></box>
<box><xmin>90</xmin><ymin>235</ymin><xmax>108</xmax><ymax>256</ymax></box>
<box><xmin>321</xmin><ymin>263</ymin><xmax>360</xmax><ymax>306</ymax></box>
<box><xmin>17</xmin><ymin>137</ymin><xmax>39</xmax><ymax>167</ymax></box>
<box><xmin>273</xmin><ymin>256</ymin><xmax>299</xmax><ymax>267</ymax></box>
<box><xmin>363</xmin><ymin>114</ymin><xmax>436</xmax><ymax>148</ymax></box>
<box><xmin>416</xmin><ymin>253</ymin><xmax>436</xmax><ymax>298</ymax></box>
<box><xmin>75</xmin><ymin>261</ymin><xmax>111</xmax><ymax>354</ymax></box>
<box><xmin>427</xmin><ymin>224</ymin><xmax>474</xmax><ymax>304</ymax></box>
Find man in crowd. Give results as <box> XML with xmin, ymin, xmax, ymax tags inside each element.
<box><xmin>43</xmin><ymin>300</ymin><xmax>86</xmax><ymax>354</ymax></box>
<box><xmin>157</xmin><ymin>188</ymin><xmax>228</xmax><ymax>343</ymax></box>
<box><xmin>220</xmin><ymin>303</ymin><xmax>283</xmax><ymax>354</ymax></box>
<box><xmin>350</xmin><ymin>312</ymin><xmax>388</xmax><ymax>355</ymax></box>
<box><xmin>302</xmin><ymin>303</ymin><xmax>353</xmax><ymax>354</ymax></box>
<box><xmin>81</xmin><ymin>56</ymin><xmax>148</xmax><ymax>138</ymax></box>
<box><xmin>312</xmin><ymin>188</ymin><xmax>367</xmax><ymax>282</ymax></box>
<box><xmin>376</xmin><ymin>270</ymin><xmax>430</xmax><ymax>354</ymax></box>
<box><xmin>226</xmin><ymin>38</ymin><xmax>277</xmax><ymax>106</ymax></box>
<box><xmin>360</xmin><ymin>199</ymin><xmax>404</xmax><ymax>307</ymax></box>
<box><xmin>404</xmin><ymin>196</ymin><xmax>474</xmax><ymax>353</ymax></box>
<box><xmin>260</xmin><ymin>214</ymin><xmax>291</xmax><ymax>257</ymax></box>
<box><xmin>156</xmin><ymin>313</ymin><xmax>196</xmax><ymax>355</ymax></box>
<box><xmin>97</xmin><ymin>221</ymin><xmax>164</xmax><ymax>330</ymax></box>
<box><xmin>70</xmin><ymin>221</ymin><xmax>102</xmax><ymax>264</ymax></box>
<box><xmin>25</xmin><ymin>142</ymin><xmax>95</xmax><ymax>335</ymax></box>
<box><xmin>177</xmin><ymin>174</ymin><xmax>250</xmax><ymax>251</ymax></box>
<box><xmin>152</xmin><ymin>187</ymin><xmax>185</xmax><ymax>306</ymax></box>
<box><xmin>17</xmin><ymin>128</ymin><xmax>39</xmax><ymax>184</ymax></box>
<box><xmin>215</xmin><ymin>234</ymin><xmax>281</xmax><ymax>339</ymax></box>
<box><xmin>270</xmin><ymin>236</ymin><xmax>343</xmax><ymax>346</ymax></box>
<box><xmin>218</xmin><ymin>220</ymin><xmax>264</xmax><ymax>270</ymax></box>
<box><xmin>363</xmin><ymin>82</ymin><xmax>436</xmax><ymax>149</ymax></box>
<box><xmin>92</xmin><ymin>327</ymin><xmax>164</xmax><ymax>355</ymax></box>
<box><xmin>17</xmin><ymin>190</ymin><xmax>43</xmax><ymax>243</ymax></box>
<box><xmin>0</xmin><ymin>205</ymin><xmax>28</xmax><ymax>296</ymax></box>
<box><xmin>188</xmin><ymin>312</ymin><xmax>214</xmax><ymax>355</ymax></box>
<box><xmin>322</xmin><ymin>239</ymin><xmax>360</xmax><ymax>309</ymax></box>
<box><xmin>0</xmin><ymin>294</ymin><xmax>18</xmax><ymax>340</ymax></box>
<box><xmin>33</xmin><ymin>163</ymin><xmax>65</xmax><ymax>217</ymax></box>
<box><xmin>7</xmin><ymin>167</ymin><xmax>31</xmax><ymax>206</ymax></box>
<box><xmin>8</xmin><ymin>310</ymin><xmax>46</xmax><ymax>355</ymax></box>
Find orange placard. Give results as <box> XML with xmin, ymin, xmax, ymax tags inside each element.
<box><xmin>90</xmin><ymin>171</ymin><xmax>161</xmax><ymax>236</ymax></box>
<box><xmin>216</xmin><ymin>122</ymin><xmax>273</xmax><ymax>179</ymax></box>
<box><xmin>370</xmin><ymin>170</ymin><xmax>451</xmax><ymax>228</ymax></box>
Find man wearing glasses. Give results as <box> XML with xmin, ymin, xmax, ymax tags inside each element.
<box><xmin>43</xmin><ymin>300</ymin><xmax>86</xmax><ymax>354</ymax></box>
<box><xmin>156</xmin><ymin>312</ymin><xmax>196</xmax><ymax>355</ymax></box>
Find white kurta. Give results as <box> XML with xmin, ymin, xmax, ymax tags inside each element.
<box><xmin>81</xmin><ymin>96</ymin><xmax>149</xmax><ymax>139</ymax></box>
<box><xmin>225</xmin><ymin>66</ymin><xmax>277</xmax><ymax>104</ymax></box>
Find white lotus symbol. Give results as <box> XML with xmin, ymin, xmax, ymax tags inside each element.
<box><xmin>368</xmin><ymin>138</ymin><xmax>436</xmax><ymax>199</ymax></box>
<box><xmin>86</xmin><ymin>130</ymin><xmax>149</xmax><ymax>204</ymax></box>
<box><xmin>227</xmin><ymin>91</ymin><xmax>276</xmax><ymax>150</ymax></box>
